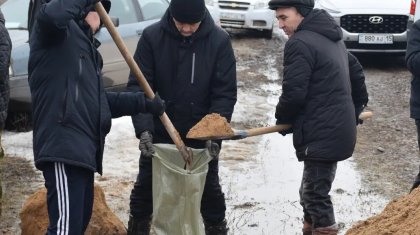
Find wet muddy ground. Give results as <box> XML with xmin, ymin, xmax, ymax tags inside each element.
<box><xmin>0</xmin><ymin>28</ymin><xmax>418</xmax><ymax>234</ymax></box>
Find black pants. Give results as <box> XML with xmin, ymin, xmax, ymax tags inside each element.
<box><xmin>42</xmin><ymin>162</ymin><xmax>94</xmax><ymax>235</ymax></box>
<box><xmin>299</xmin><ymin>161</ymin><xmax>337</xmax><ymax>228</ymax></box>
<box><xmin>129</xmin><ymin>153</ymin><xmax>226</xmax><ymax>224</ymax></box>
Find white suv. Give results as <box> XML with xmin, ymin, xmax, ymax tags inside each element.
<box><xmin>315</xmin><ymin>0</ymin><xmax>412</xmax><ymax>54</ymax></box>
<box><xmin>206</xmin><ymin>0</ymin><xmax>275</xmax><ymax>38</ymax></box>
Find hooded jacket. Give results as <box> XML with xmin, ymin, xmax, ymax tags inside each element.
<box><xmin>29</xmin><ymin>0</ymin><xmax>148</xmax><ymax>174</ymax></box>
<box><xmin>127</xmin><ymin>9</ymin><xmax>237</xmax><ymax>148</ymax></box>
<box><xmin>406</xmin><ymin>20</ymin><xmax>420</xmax><ymax>119</ymax></box>
<box><xmin>275</xmin><ymin>9</ymin><xmax>356</xmax><ymax>162</ymax></box>
<box><xmin>0</xmin><ymin>9</ymin><xmax>11</xmax><ymax>129</ymax></box>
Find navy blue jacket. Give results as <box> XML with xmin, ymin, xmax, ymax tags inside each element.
<box><xmin>127</xmin><ymin>9</ymin><xmax>237</xmax><ymax>149</ymax></box>
<box><xmin>29</xmin><ymin>0</ymin><xmax>148</xmax><ymax>174</ymax></box>
<box><xmin>275</xmin><ymin>9</ymin><xmax>356</xmax><ymax>162</ymax></box>
<box><xmin>406</xmin><ymin>19</ymin><xmax>420</xmax><ymax>119</ymax></box>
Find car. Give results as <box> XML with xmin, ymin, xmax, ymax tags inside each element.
<box><xmin>3</xmin><ymin>0</ymin><xmax>169</xmax><ymax>130</ymax></box>
<box><xmin>205</xmin><ymin>0</ymin><xmax>275</xmax><ymax>39</ymax></box>
<box><xmin>315</xmin><ymin>0</ymin><xmax>413</xmax><ymax>54</ymax></box>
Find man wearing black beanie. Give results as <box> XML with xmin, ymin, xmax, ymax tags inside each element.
<box><xmin>126</xmin><ymin>0</ymin><xmax>237</xmax><ymax>234</ymax></box>
<box><xmin>268</xmin><ymin>0</ymin><xmax>368</xmax><ymax>235</ymax></box>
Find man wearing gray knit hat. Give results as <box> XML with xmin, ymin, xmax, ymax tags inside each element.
<box><xmin>268</xmin><ymin>0</ymin><xmax>368</xmax><ymax>235</ymax></box>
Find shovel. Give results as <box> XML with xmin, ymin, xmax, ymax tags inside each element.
<box><xmin>94</xmin><ymin>3</ymin><xmax>193</xmax><ymax>167</ymax></box>
<box><xmin>191</xmin><ymin>111</ymin><xmax>373</xmax><ymax>141</ymax></box>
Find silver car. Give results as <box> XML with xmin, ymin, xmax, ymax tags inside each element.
<box><xmin>4</xmin><ymin>0</ymin><xmax>168</xmax><ymax>128</ymax></box>
<box><xmin>315</xmin><ymin>0</ymin><xmax>412</xmax><ymax>54</ymax></box>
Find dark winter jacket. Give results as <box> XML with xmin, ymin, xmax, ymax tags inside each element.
<box><xmin>29</xmin><ymin>0</ymin><xmax>148</xmax><ymax>174</ymax></box>
<box><xmin>406</xmin><ymin>19</ymin><xmax>420</xmax><ymax>119</ymax></box>
<box><xmin>275</xmin><ymin>9</ymin><xmax>356</xmax><ymax>162</ymax></box>
<box><xmin>0</xmin><ymin>9</ymin><xmax>11</xmax><ymax>129</ymax></box>
<box><xmin>348</xmin><ymin>52</ymin><xmax>368</xmax><ymax>109</ymax></box>
<box><xmin>127</xmin><ymin>9</ymin><xmax>237</xmax><ymax>149</ymax></box>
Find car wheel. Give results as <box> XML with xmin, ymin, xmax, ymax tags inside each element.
<box><xmin>262</xmin><ymin>28</ymin><xmax>273</xmax><ymax>39</ymax></box>
<box><xmin>5</xmin><ymin>112</ymin><xmax>33</xmax><ymax>132</ymax></box>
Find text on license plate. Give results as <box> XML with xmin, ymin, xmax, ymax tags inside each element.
<box><xmin>220</xmin><ymin>12</ymin><xmax>245</xmax><ymax>21</ymax></box>
<box><xmin>358</xmin><ymin>34</ymin><xmax>393</xmax><ymax>44</ymax></box>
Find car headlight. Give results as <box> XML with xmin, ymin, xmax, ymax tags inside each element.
<box><xmin>8</xmin><ymin>65</ymin><xmax>13</xmax><ymax>77</ymax></box>
<box><xmin>254</xmin><ymin>1</ymin><xmax>268</xmax><ymax>9</ymax></box>
<box><xmin>205</xmin><ymin>0</ymin><xmax>215</xmax><ymax>6</ymax></box>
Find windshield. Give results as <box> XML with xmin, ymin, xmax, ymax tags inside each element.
<box><xmin>3</xmin><ymin>0</ymin><xmax>29</xmax><ymax>30</ymax></box>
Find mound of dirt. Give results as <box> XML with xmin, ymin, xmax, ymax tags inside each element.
<box><xmin>345</xmin><ymin>187</ymin><xmax>420</xmax><ymax>235</ymax></box>
<box><xmin>20</xmin><ymin>184</ymin><xmax>126</xmax><ymax>235</ymax></box>
<box><xmin>187</xmin><ymin>113</ymin><xmax>234</xmax><ymax>139</ymax></box>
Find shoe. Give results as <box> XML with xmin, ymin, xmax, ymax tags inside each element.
<box><xmin>127</xmin><ymin>215</ymin><xmax>151</xmax><ymax>235</ymax></box>
<box><xmin>204</xmin><ymin>219</ymin><xmax>229</xmax><ymax>235</ymax></box>
<box><xmin>302</xmin><ymin>220</ymin><xmax>312</xmax><ymax>235</ymax></box>
<box><xmin>312</xmin><ymin>224</ymin><xmax>338</xmax><ymax>235</ymax></box>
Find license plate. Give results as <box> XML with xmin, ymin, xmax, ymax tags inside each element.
<box><xmin>220</xmin><ymin>12</ymin><xmax>245</xmax><ymax>21</ymax></box>
<box><xmin>358</xmin><ymin>34</ymin><xmax>393</xmax><ymax>44</ymax></box>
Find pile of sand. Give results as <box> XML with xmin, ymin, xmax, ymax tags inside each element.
<box><xmin>20</xmin><ymin>184</ymin><xmax>126</xmax><ymax>235</ymax></box>
<box><xmin>345</xmin><ymin>187</ymin><xmax>420</xmax><ymax>235</ymax></box>
<box><xmin>187</xmin><ymin>113</ymin><xmax>234</xmax><ymax>139</ymax></box>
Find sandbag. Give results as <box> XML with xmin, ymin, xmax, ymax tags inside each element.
<box><xmin>152</xmin><ymin>144</ymin><xmax>212</xmax><ymax>235</ymax></box>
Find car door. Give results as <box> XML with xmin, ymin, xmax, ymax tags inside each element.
<box><xmin>95</xmin><ymin>0</ymin><xmax>169</xmax><ymax>91</ymax></box>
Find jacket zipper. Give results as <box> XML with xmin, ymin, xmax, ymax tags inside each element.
<box><xmin>191</xmin><ymin>53</ymin><xmax>196</xmax><ymax>84</ymax></box>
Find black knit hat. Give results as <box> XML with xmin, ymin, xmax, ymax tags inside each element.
<box><xmin>268</xmin><ymin>0</ymin><xmax>314</xmax><ymax>15</ymax></box>
<box><xmin>170</xmin><ymin>0</ymin><xmax>206</xmax><ymax>23</ymax></box>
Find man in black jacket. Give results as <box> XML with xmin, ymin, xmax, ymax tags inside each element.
<box><xmin>268</xmin><ymin>0</ymin><xmax>368</xmax><ymax>234</ymax></box>
<box><xmin>126</xmin><ymin>0</ymin><xmax>237</xmax><ymax>234</ymax></box>
<box><xmin>28</xmin><ymin>0</ymin><xmax>165</xmax><ymax>234</ymax></box>
<box><xmin>406</xmin><ymin>18</ymin><xmax>420</xmax><ymax>192</ymax></box>
<box><xmin>0</xmin><ymin>8</ymin><xmax>11</xmax><ymax>158</ymax></box>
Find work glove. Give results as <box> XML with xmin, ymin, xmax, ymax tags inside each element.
<box><xmin>276</xmin><ymin>119</ymin><xmax>293</xmax><ymax>136</ymax></box>
<box><xmin>205</xmin><ymin>140</ymin><xmax>220</xmax><ymax>159</ymax></box>
<box><xmin>355</xmin><ymin>105</ymin><xmax>365</xmax><ymax>125</ymax></box>
<box><xmin>139</xmin><ymin>131</ymin><xmax>154</xmax><ymax>158</ymax></box>
<box><xmin>145</xmin><ymin>94</ymin><xmax>165</xmax><ymax>116</ymax></box>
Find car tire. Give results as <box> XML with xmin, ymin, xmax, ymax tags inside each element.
<box><xmin>5</xmin><ymin>112</ymin><xmax>33</xmax><ymax>132</ymax></box>
<box><xmin>262</xmin><ymin>28</ymin><xmax>273</xmax><ymax>39</ymax></box>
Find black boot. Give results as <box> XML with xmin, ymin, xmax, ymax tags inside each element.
<box><xmin>127</xmin><ymin>215</ymin><xmax>151</xmax><ymax>235</ymax></box>
<box><xmin>204</xmin><ymin>219</ymin><xmax>229</xmax><ymax>235</ymax></box>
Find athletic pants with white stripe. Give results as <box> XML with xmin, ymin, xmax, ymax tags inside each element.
<box><xmin>42</xmin><ymin>162</ymin><xmax>94</xmax><ymax>235</ymax></box>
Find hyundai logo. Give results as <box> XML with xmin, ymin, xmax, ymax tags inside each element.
<box><xmin>369</xmin><ymin>16</ymin><xmax>384</xmax><ymax>24</ymax></box>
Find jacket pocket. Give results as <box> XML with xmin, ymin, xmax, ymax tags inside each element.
<box><xmin>58</xmin><ymin>76</ymin><xmax>70</xmax><ymax>124</ymax></box>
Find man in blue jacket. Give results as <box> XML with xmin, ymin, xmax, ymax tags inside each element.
<box><xmin>28</xmin><ymin>0</ymin><xmax>165</xmax><ymax>234</ymax></box>
<box><xmin>269</xmin><ymin>0</ymin><xmax>368</xmax><ymax>234</ymax></box>
<box><xmin>126</xmin><ymin>0</ymin><xmax>237</xmax><ymax>234</ymax></box>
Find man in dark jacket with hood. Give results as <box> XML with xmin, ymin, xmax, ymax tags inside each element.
<box><xmin>406</xmin><ymin>18</ymin><xmax>420</xmax><ymax>192</ymax></box>
<box><xmin>269</xmin><ymin>0</ymin><xmax>368</xmax><ymax>234</ymax></box>
<box><xmin>28</xmin><ymin>0</ymin><xmax>165</xmax><ymax>234</ymax></box>
<box><xmin>126</xmin><ymin>0</ymin><xmax>237</xmax><ymax>234</ymax></box>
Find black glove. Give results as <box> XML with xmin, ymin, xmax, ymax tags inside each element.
<box><xmin>276</xmin><ymin>119</ymin><xmax>293</xmax><ymax>136</ymax></box>
<box><xmin>355</xmin><ymin>105</ymin><xmax>365</xmax><ymax>125</ymax></box>
<box><xmin>205</xmin><ymin>140</ymin><xmax>220</xmax><ymax>159</ymax></box>
<box><xmin>145</xmin><ymin>94</ymin><xmax>165</xmax><ymax>116</ymax></box>
<box><xmin>139</xmin><ymin>131</ymin><xmax>154</xmax><ymax>158</ymax></box>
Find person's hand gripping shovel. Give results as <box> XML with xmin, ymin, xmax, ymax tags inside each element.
<box><xmin>94</xmin><ymin>2</ymin><xmax>193</xmax><ymax>169</ymax></box>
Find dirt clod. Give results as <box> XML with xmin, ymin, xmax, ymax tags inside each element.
<box><xmin>187</xmin><ymin>113</ymin><xmax>234</xmax><ymax>139</ymax></box>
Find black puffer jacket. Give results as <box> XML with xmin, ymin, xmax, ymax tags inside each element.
<box><xmin>406</xmin><ymin>19</ymin><xmax>420</xmax><ymax>119</ymax></box>
<box><xmin>29</xmin><ymin>0</ymin><xmax>148</xmax><ymax>174</ymax></box>
<box><xmin>275</xmin><ymin>9</ymin><xmax>356</xmax><ymax>162</ymax></box>
<box><xmin>127</xmin><ymin>9</ymin><xmax>237</xmax><ymax>149</ymax></box>
<box><xmin>0</xmin><ymin>9</ymin><xmax>11</xmax><ymax>129</ymax></box>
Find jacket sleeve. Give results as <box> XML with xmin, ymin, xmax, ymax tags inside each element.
<box><xmin>36</xmin><ymin>0</ymin><xmax>95</xmax><ymax>43</ymax></box>
<box><xmin>406</xmin><ymin>20</ymin><xmax>420</xmax><ymax>77</ymax></box>
<box><xmin>275</xmin><ymin>39</ymin><xmax>313</xmax><ymax>124</ymax></box>
<box><xmin>209</xmin><ymin>33</ymin><xmax>237</xmax><ymax>122</ymax></box>
<box><xmin>127</xmin><ymin>31</ymin><xmax>155</xmax><ymax>138</ymax></box>
<box><xmin>0</xmin><ymin>22</ymin><xmax>11</xmax><ymax>84</ymax></box>
<box><xmin>106</xmin><ymin>92</ymin><xmax>147</xmax><ymax>119</ymax></box>
<box><xmin>348</xmin><ymin>52</ymin><xmax>368</xmax><ymax>107</ymax></box>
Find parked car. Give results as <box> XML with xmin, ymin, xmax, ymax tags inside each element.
<box><xmin>315</xmin><ymin>0</ymin><xmax>413</xmax><ymax>54</ymax></box>
<box><xmin>3</xmin><ymin>0</ymin><xmax>169</xmax><ymax>129</ymax></box>
<box><xmin>206</xmin><ymin>0</ymin><xmax>275</xmax><ymax>39</ymax></box>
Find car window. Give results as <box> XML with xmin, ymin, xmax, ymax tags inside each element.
<box><xmin>2</xmin><ymin>0</ymin><xmax>29</xmax><ymax>29</ymax></box>
<box><xmin>139</xmin><ymin>0</ymin><xmax>168</xmax><ymax>21</ymax></box>
<box><xmin>108</xmin><ymin>0</ymin><xmax>139</xmax><ymax>24</ymax></box>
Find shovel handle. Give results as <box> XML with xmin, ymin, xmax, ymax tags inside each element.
<box><xmin>95</xmin><ymin>3</ymin><xmax>192</xmax><ymax>166</ymax></box>
<box><xmin>245</xmin><ymin>124</ymin><xmax>292</xmax><ymax>137</ymax></box>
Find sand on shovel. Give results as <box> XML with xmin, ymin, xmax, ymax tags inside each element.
<box><xmin>345</xmin><ymin>187</ymin><xmax>420</xmax><ymax>235</ymax></box>
<box><xmin>187</xmin><ymin>113</ymin><xmax>234</xmax><ymax>139</ymax></box>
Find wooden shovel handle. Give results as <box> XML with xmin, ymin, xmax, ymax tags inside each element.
<box><xmin>95</xmin><ymin>3</ymin><xmax>191</xmax><ymax>165</ymax></box>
